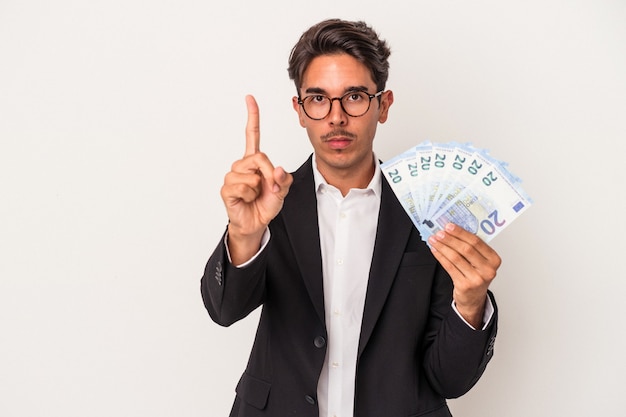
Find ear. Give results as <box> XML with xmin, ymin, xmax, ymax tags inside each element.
<box><xmin>377</xmin><ymin>90</ymin><xmax>394</xmax><ymax>124</ymax></box>
<box><xmin>292</xmin><ymin>96</ymin><xmax>306</xmax><ymax>127</ymax></box>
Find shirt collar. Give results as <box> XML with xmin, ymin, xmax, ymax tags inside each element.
<box><xmin>312</xmin><ymin>153</ymin><xmax>382</xmax><ymax>198</ymax></box>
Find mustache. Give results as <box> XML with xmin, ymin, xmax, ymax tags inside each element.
<box><xmin>321</xmin><ymin>129</ymin><xmax>357</xmax><ymax>141</ymax></box>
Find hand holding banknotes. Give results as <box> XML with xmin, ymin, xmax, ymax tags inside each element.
<box><xmin>381</xmin><ymin>141</ymin><xmax>533</xmax><ymax>327</ymax></box>
<box><xmin>221</xmin><ymin>95</ymin><xmax>293</xmax><ymax>265</ymax></box>
<box><xmin>428</xmin><ymin>222</ymin><xmax>501</xmax><ymax>328</ymax></box>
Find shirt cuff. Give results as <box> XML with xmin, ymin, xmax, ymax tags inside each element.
<box><xmin>224</xmin><ymin>228</ymin><xmax>271</xmax><ymax>268</ymax></box>
<box><xmin>451</xmin><ymin>296</ymin><xmax>495</xmax><ymax>331</ymax></box>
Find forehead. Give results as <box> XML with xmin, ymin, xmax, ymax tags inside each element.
<box><xmin>300</xmin><ymin>53</ymin><xmax>375</xmax><ymax>93</ymax></box>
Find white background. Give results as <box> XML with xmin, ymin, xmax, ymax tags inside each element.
<box><xmin>1</xmin><ymin>1</ymin><xmax>625</xmax><ymax>416</ymax></box>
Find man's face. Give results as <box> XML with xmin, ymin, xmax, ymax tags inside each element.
<box><xmin>292</xmin><ymin>53</ymin><xmax>393</xmax><ymax>181</ymax></box>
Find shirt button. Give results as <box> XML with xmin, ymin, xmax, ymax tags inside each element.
<box><xmin>305</xmin><ymin>395</ymin><xmax>316</xmax><ymax>405</ymax></box>
<box><xmin>314</xmin><ymin>336</ymin><xmax>326</xmax><ymax>348</ymax></box>
<box><xmin>340</xmin><ymin>212</ymin><xmax>347</xmax><ymax>219</ymax></box>
<box><xmin>337</xmin><ymin>259</ymin><xmax>343</xmax><ymax>265</ymax></box>
<box><xmin>331</xmin><ymin>361</ymin><xmax>340</xmax><ymax>368</ymax></box>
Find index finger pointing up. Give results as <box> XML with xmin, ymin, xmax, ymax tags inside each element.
<box><xmin>244</xmin><ymin>95</ymin><xmax>260</xmax><ymax>156</ymax></box>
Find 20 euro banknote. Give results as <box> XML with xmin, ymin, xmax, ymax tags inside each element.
<box><xmin>380</xmin><ymin>142</ymin><xmax>532</xmax><ymax>243</ymax></box>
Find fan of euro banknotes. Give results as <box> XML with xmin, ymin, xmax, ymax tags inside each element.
<box><xmin>380</xmin><ymin>141</ymin><xmax>532</xmax><ymax>243</ymax></box>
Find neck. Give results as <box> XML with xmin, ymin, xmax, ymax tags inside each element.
<box><xmin>316</xmin><ymin>155</ymin><xmax>376</xmax><ymax>196</ymax></box>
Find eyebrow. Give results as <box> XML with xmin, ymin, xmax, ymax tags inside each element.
<box><xmin>303</xmin><ymin>85</ymin><xmax>370</xmax><ymax>96</ymax></box>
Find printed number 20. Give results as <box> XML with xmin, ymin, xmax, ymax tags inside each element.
<box><xmin>387</xmin><ymin>169</ymin><xmax>402</xmax><ymax>183</ymax></box>
<box><xmin>480</xmin><ymin>210</ymin><xmax>506</xmax><ymax>235</ymax></box>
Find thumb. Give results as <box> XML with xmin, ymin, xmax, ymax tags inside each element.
<box><xmin>272</xmin><ymin>167</ymin><xmax>293</xmax><ymax>196</ymax></box>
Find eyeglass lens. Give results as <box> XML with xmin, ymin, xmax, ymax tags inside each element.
<box><xmin>301</xmin><ymin>91</ymin><xmax>373</xmax><ymax>119</ymax></box>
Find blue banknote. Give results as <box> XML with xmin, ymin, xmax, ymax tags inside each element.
<box><xmin>381</xmin><ymin>141</ymin><xmax>533</xmax><ymax>243</ymax></box>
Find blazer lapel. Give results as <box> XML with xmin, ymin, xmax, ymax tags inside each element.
<box><xmin>280</xmin><ymin>156</ymin><xmax>326</xmax><ymax>325</ymax></box>
<box><xmin>358</xmin><ymin>175</ymin><xmax>413</xmax><ymax>356</ymax></box>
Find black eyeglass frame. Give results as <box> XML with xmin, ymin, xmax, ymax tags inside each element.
<box><xmin>297</xmin><ymin>90</ymin><xmax>384</xmax><ymax>120</ymax></box>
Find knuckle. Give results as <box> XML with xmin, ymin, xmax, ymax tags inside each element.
<box><xmin>493</xmin><ymin>254</ymin><xmax>502</xmax><ymax>269</ymax></box>
<box><xmin>458</xmin><ymin>242</ymin><xmax>474</xmax><ymax>258</ymax></box>
<box><xmin>224</xmin><ymin>170</ymin><xmax>235</xmax><ymax>184</ymax></box>
<box><xmin>447</xmin><ymin>249</ymin><xmax>464</xmax><ymax>264</ymax></box>
<box><xmin>465</xmin><ymin>233</ymin><xmax>481</xmax><ymax>247</ymax></box>
<box><xmin>219</xmin><ymin>184</ymin><xmax>228</xmax><ymax>199</ymax></box>
<box><xmin>241</xmin><ymin>182</ymin><xmax>259</xmax><ymax>196</ymax></box>
<box><xmin>484</xmin><ymin>267</ymin><xmax>497</xmax><ymax>281</ymax></box>
<box><xmin>231</xmin><ymin>159</ymin><xmax>244</xmax><ymax>172</ymax></box>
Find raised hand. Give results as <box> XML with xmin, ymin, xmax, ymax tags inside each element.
<box><xmin>220</xmin><ymin>95</ymin><xmax>293</xmax><ymax>264</ymax></box>
<box><xmin>428</xmin><ymin>223</ymin><xmax>502</xmax><ymax>329</ymax></box>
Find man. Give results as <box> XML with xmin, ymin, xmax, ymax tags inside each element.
<box><xmin>202</xmin><ymin>18</ymin><xmax>501</xmax><ymax>417</ymax></box>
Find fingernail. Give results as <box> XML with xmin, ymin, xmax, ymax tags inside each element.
<box><xmin>445</xmin><ymin>223</ymin><xmax>455</xmax><ymax>231</ymax></box>
<box><xmin>273</xmin><ymin>183</ymin><xmax>280</xmax><ymax>193</ymax></box>
<box><xmin>436</xmin><ymin>231</ymin><xmax>445</xmax><ymax>240</ymax></box>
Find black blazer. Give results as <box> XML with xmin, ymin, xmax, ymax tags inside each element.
<box><xmin>202</xmin><ymin>155</ymin><xmax>497</xmax><ymax>417</ymax></box>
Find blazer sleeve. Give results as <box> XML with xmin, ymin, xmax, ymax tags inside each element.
<box><xmin>200</xmin><ymin>230</ymin><xmax>269</xmax><ymax>327</ymax></box>
<box><xmin>422</xmin><ymin>262</ymin><xmax>498</xmax><ymax>398</ymax></box>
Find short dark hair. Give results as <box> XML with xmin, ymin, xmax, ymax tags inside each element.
<box><xmin>287</xmin><ymin>19</ymin><xmax>391</xmax><ymax>93</ymax></box>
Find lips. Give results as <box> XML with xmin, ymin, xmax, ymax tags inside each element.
<box><xmin>325</xmin><ymin>137</ymin><xmax>353</xmax><ymax>150</ymax></box>
<box><xmin>322</xmin><ymin>130</ymin><xmax>356</xmax><ymax>150</ymax></box>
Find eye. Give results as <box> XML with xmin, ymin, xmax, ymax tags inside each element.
<box><xmin>345</xmin><ymin>92</ymin><xmax>366</xmax><ymax>102</ymax></box>
<box><xmin>308</xmin><ymin>95</ymin><xmax>327</xmax><ymax>104</ymax></box>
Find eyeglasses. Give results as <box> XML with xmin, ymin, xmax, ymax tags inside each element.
<box><xmin>297</xmin><ymin>90</ymin><xmax>383</xmax><ymax>120</ymax></box>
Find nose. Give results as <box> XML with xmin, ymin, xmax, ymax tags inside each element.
<box><xmin>328</xmin><ymin>98</ymin><xmax>348</xmax><ymax>126</ymax></box>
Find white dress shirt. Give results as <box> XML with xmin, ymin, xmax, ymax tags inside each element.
<box><xmin>313</xmin><ymin>156</ymin><xmax>381</xmax><ymax>417</ymax></box>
